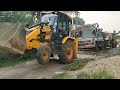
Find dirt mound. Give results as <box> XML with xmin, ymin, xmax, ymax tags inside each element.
<box><xmin>0</xmin><ymin>22</ymin><xmax>26</xmax><ymax>54</ymax></box>
<box><xmin>0</xmin><ymin>22</ymin><xmax>19</xmax><ymax>45</ymax></box>
<box><xmin>67</xmin><ymin>55</ymin><xmax>120</xmax><ymax>79</ymax></box>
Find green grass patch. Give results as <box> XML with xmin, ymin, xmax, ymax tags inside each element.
<box><xmin>116</xmin><ymin>48</ymin><xmax>120</xmax><ymax>55</ymax></box>
<box><xmin>0</xmin><ymin>52</ymin><xmax>35</xmax><ymax>68</ymax></box>
<box><xmin>62</xmin><ymin>58</ymin><xmax>95</xmax><ymax>71</ymax></box>
<box><xmin>77</xmin><ymin>68</ymin><xmax>115</xmax><ymax>79</ymax></box>
<box><xmin>52</xmin><ymin>72</ymin><xmax>73</xmax><ymax>79</ymax></box>
<box><xmin>106</xmin><ymin>48</ymin><xmax>120</xmax><ymax>58</ymax></box>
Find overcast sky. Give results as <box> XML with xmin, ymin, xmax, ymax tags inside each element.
<box><xmin>79</xmin><ymin>11</ymin><xmax>120</xmax><ymax>33</ymax></box>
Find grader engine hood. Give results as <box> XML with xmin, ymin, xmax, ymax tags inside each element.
<box><xmin>0</xmin><ymin>22</ymin><xmax>26</xmax><ymax>54</ymax></box>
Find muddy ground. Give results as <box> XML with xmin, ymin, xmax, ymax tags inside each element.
<box><xmin>0</xmin><ymin>50</ymin><xmax>109</xmax><ymax>79</ymax></box>
<box><xmin>0</xmin><ymin>49</ymin><xmax>110</xmax><ymax>79</ymax></box>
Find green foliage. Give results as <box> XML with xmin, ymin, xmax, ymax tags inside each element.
<box><xmin>117</xmin><ymin>31</ymin><xmax>120</xmax><ymax>34</ymax></box>
<box><xmin>77</xmin><ymin>68</ymin><xmax>115</xmax><ymax>79</ymax></box>
<box><xmin>116</xmin><ymin>48</ymin><xmax>120</xmax><ymax>55</ymax></box>
<box><xmin>52</xmin><ymin>72</ymin><xmax>73</xmax><ymax>79</ymax></box>
<box><xmin>77</xmin><ymin>72</ymin><xmax>91</xmax><ymax>79</ymax></box>
<box><xmin>0</xmin><ymin>11</ymin><xmax>33</xmax><ymax>25</ymax></box>
<box><xmin>62</xmin><ymin>58</ymin><xmax>94</xmax><ymax>71</ymax></box>
<box><xmin>73</xmin><ymin>17</ymin><xmax>85</xmax><ymax>25</ymax></box>
<box><xmin>0</xmin><ymin>52</ymin><xmax>35</xmax><ymax>68</ymax></box>
<box><xmin>107</xmin><ymin>48</ymin><xmax>120</xmax><ymax>57</ymax></box>
<box><xmin>52</xmin><ymin>68</ymin><xmax>115</xmax><ymax>79</ymax></box>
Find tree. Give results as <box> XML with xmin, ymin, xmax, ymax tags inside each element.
<box><xmin>117</xmin><ymin>31</ymin><xmax>120</xmax><ymax>34</ymax></box>
<box><xmin>0</xmin><ymin>11</ymin><xmax>33</xmax><ymax>25</ymax></box>
<box><xmin>113</xmin><ymin>30</ymin><xmax>116</xmax><ymax>34</ymax></box>
<box><xmin>73</xmin><ymin>17</ymin><xmax>85</xmax><ymax>25</ymax></box>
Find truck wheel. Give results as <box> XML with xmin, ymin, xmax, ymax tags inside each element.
<box><xmin>37</xmin><ymin>44</ymin><xmax>51</xmax><ymax>65</ymax></box>
<box><xmin>112</xmin><ymin>41</ymin><xmax>117</xmax><ymax>48</ymax></box>
<box><xmin>94</xmin><ymin>41</ymin><xmax>99</xmax><ymax>52</ymax></box>
<box><xmin>59</xmin><ymin>40</ymin><xmax>75</xmax><ymax>64</ymax></box>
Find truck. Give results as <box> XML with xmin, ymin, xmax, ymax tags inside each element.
<box><xmin>74</xmin><ymin>23</ymin><xmax>105</xmax><ymax>51</ymax></box>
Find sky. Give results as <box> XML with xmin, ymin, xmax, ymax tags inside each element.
<box><xmin>78</xmin><ymin>11</ymin><xmax>120</xmax><ymax>33</ymax></box>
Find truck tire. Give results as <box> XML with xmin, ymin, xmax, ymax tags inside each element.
<box><xmin>59</xmin><ymin>40</ymin><xmax>75</xmax><ymax>64</ymax></box>
<box><xmin>37</xmin><ymin>44</ymin><xmax>51</xmax><ymax>65</ymax></box>
<box><xmin>112</xmin><ymin>40</ymin><xmax>117</xmax><ymax>48</ymax></box>
<box><xmin>94</xmin><ymin>41</ymin><xmax>99</xmax><ymax>52</ymax></box>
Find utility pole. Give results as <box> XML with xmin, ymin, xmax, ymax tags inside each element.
<box><xmin>75</xmin><ymin>12</ymin><xmax>78</xmax><ymax>38</ymax></box>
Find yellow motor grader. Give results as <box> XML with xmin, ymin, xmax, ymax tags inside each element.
<box><xmin>0</xmin><ymin>11</ymin><xmax>78</xmax><ymax>64</ymax></box>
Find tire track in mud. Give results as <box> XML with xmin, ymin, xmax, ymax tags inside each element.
<box><xmin>0</xmin><ymin>60</ymin><xmax>65</xmax><ymax>79</ymax></box>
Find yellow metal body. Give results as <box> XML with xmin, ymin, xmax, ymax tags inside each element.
<box><xmin>74</xmin><ymin>38</ymin><xmax>78</xmax><ymax>58</ymax></box>
<box><xmin>25</xmin><ymin>11</ymin><xmax>78</xmax><ymax>59</ymax></box>
<box><xmin>26</xmin><ymin>26</ymin><xmax>51</xmax><ymax>50</ymax></box>
<box><xmin>62</xmin><ymin>36</ymin><xmax>78</xmax><ymax>58</ymax></box>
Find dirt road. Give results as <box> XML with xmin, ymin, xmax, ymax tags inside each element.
<box><xmin>0</xmin><ymin>59</ymin><xmax>65</xmax><ymax>79</ymax></box>
<box><xmin>0</xmin><ymin>51</ymin><xmax>96</xmax><ymax>79</ymax></box>
<box><xmin>0</xmin><ymin>49</ymin><xmax>119</xmax><ymax>79</ymax></box>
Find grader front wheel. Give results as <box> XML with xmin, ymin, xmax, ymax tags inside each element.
<box><xmin>59</xmin><ymin>40</ymin><xmax>75</xmax><ymax>64</ymax></box>
<box><xmin>37</xmin><ymin>44</ymin><xmax>51</xmax><ymax>65</ymax></box>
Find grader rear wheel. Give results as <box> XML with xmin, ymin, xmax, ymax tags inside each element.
<box><xmin>59</xmin><ymin>40</ymin><xmax>75</xmax><ymax>64</ymax></box>
<box><xmin>37</xmin><ymin>44</ymin><xmax>51</xmax><ymax>65</ymax></box>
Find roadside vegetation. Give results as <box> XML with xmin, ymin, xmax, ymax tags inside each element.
<box><xmin>52</xmin><ymin>72</ymin><xmax>73</xmax><ymax>79</ymax></box>
<box><xmin>77</xmin><ymin>68</ymin><xmax>115</xmax><ymax>79</ymax></box>
<box><xmin>57</xmin><ymin>57</ymin><xmax>116</xmax><ymax>79</ymax></box>
<box><xmin>52</xmin><ymin>68</ymin><xmax>115</xmax><ymax>79</ymax></box>
<box><xmin>62</xmin><ymin>58</ymin><xmax>95</xmax><ymax>71</ymax></box>
<box><xmin>106</xmin><ymin>47</ymin><xmax>120</xmax><ymax>58</ymax></box>
<box><xmin>0</xmin><ymin>52</ymin><xmax>35</xmax><ymax>68</ymax></box>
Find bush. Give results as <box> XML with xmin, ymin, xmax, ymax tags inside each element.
<box><xmin>0</xmin><ymin>11</ymin><xmax>33</xmax><ymax>24</ymax></box>
<box><xmin>0</xmin><ymin>52</ymin><xmax>35</xmax><ymax>68</ymax></box>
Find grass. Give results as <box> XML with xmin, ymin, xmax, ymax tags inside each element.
<box><xmin>116</xmin><ymin>48</ymin><xmax>120</xmax><ymax>55</ymax></box>
<box><xmin>77</xmin><ymin>68</ymin><xmax>115</xmax><ymax>79</ymax></box>
<box><xmin>52</xmin><ymin>72</ymin><xmax>73</xmax><ymax>79</ymax></box>
<box><xmin>106</xmin><ymin>47</ymin><xmax>120</xmax><ymax>58</ymax></box>
<box><xmin>62</xmin><ymin>58</ymin><xmax>95</xmax><ymax>71</ymax></box>
<box><xmin>0</xmin><ymin>52</ymin><xmax>35</xmax><ymax>68</ymax></box>
<box><xmin>52</xmin><ymin>68</ymin><xmax>115</xmax><ymax>79</ymax></box>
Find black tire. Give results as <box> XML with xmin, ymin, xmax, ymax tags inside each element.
<box><xmin>37</xmin><ymin>44</ymin><xmax>51</xmax><ymax>65</ymax></box>
<box><xmin>59</xmin><ymin>40</ymin><xmax>75</xmax><ymax>64</ymax></box>
<box><xmin>94</xmin><ymin>41</ymin><xmax>99</xmax><ymax>52</ymax></box>
<box><xmin>112</xmin><ymin>40</ymin><xmax>117</xmax><ymax>48</ymax></box>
